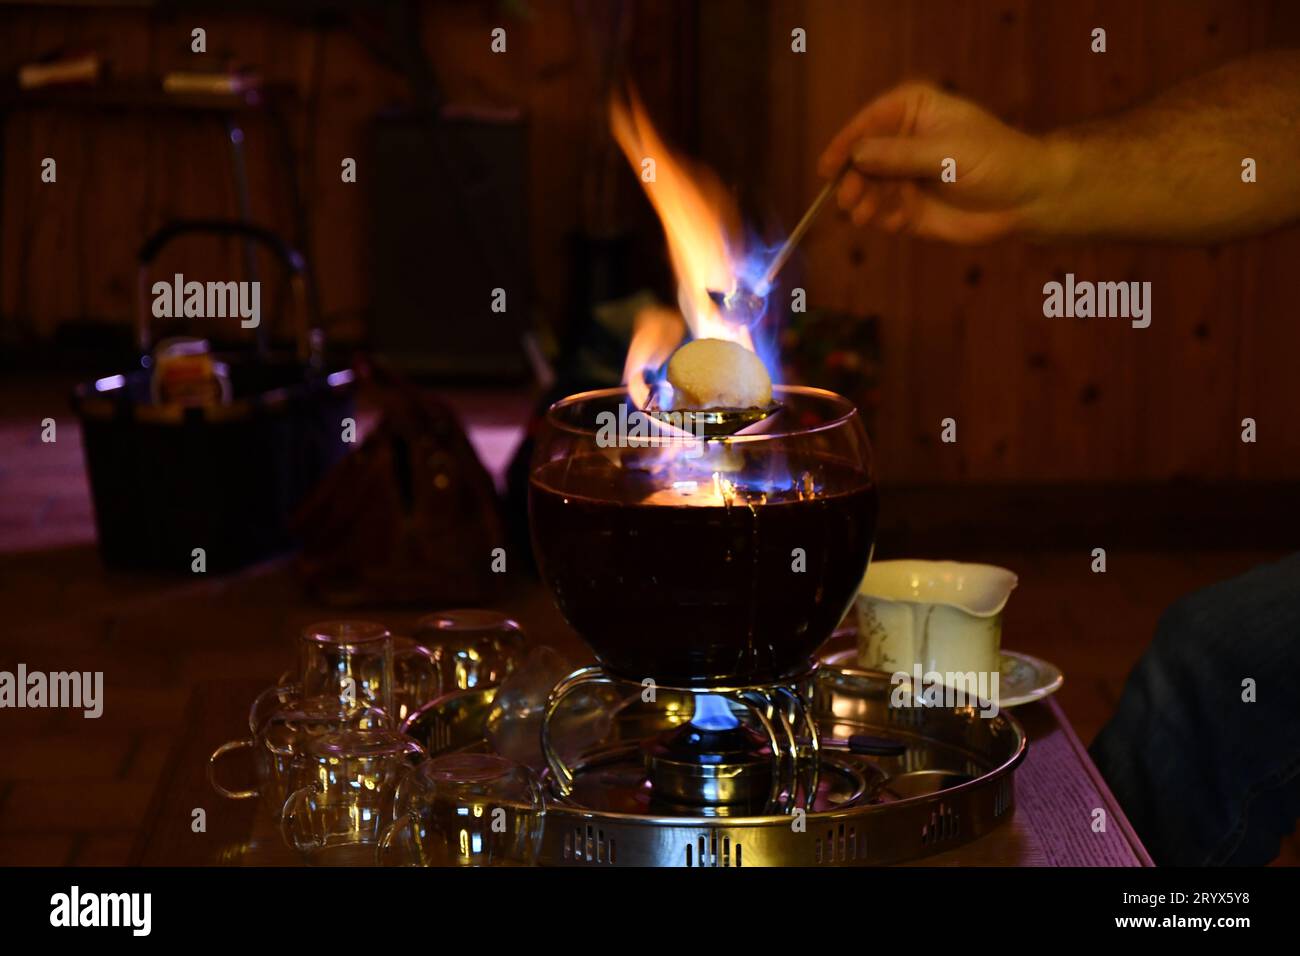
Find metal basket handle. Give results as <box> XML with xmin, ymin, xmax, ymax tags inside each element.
<box><xmin>134</xmin><ymin>218</ymin><xmax>316</xmax><ymax>364</ymax></box>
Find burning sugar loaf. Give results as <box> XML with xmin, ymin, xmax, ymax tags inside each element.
<box><xmin>666</xmin><ymin>338</ymin><xmax>772</xmax><ymax>410</ymax></box>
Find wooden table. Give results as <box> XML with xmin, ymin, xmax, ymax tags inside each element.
<box><xmin>132</xmin><ymin>677</ymin><xmax>1152</xmax><ymax>867</ymax></box>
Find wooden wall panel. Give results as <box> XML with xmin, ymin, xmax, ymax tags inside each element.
<box><xmin>0</xmin><ymin>2</ymin><xmax>670</xmax><ymax>343</ymax></box>
<box><xmin>2</xmin><ymin>0</ymin><xmax>1298</xmax><ymax>482</ymax></box>
<box><xmin>759</xmin><ymin>0</ymin><xmax>1300</xmax><ymax>482</ymax></box>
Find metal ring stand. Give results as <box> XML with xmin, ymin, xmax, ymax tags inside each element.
<box><xmin>542</xmin><ymin>666</ymin><xmax>821</xmax><ymax>814</ymax></box>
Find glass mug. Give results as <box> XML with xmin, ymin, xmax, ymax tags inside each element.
<box><xmin>300</xmin><ymin>619</ymin><xmax>439</xmax><ymax>722</ymax></box>
<box><xmin>208</xmin><ymin>680</ymin><xmax>305</xmax><ymax>813</ymax></box>
<box><xmin>208</xmin><ymin>693</ymin><xmax>388</xmax><ymax>820</ymax></box>
<box><xmin>483</xmin><ymin>645</ymin><xmax>615</xmax><ymax>772</ymax></box>
<box><xmin>413</xmin><ymin>609</ymin><xmax>526</xmax><ymax>693</ymax></box>
<box><xmin>279</xmin><ymin>729</ymin><xmax>425</xmax><ymax>865</ymax></box>
<box><xmin>379</xmin><ymin>753</ymin><xmax>545</xmax><ymax>867</ymax></box>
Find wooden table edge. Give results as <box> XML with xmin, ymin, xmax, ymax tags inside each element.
<box><xmin>1044</xmin><ymin>695</ymin><xmax>1155</xmax><ymax>867</ymax></box>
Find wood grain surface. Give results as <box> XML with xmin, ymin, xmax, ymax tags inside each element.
<box><xmin>732</xmin><ymin>0</ymin><xmax>1300</xmax><ymax>483</ymax></box>
<box><xmin>4</xmin><ymin>2</ymin><xmax>1299</xmax><ymax>482</ymax></box>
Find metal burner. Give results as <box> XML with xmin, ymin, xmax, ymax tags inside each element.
<box><xmin>642</xmin><ymin>721</ymin><xmax>773</xmax><ymax>807</ymax></box>
<box><xmin>542</xmin><ymin>669</ymin><xmax>823</xmax><ymax>814</ymax></box>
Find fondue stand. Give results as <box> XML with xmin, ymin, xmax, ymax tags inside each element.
<box><xmin>543</xmin><ymin>667</ymin><xmax>823</xmax><ymax>813</ymax></box>
<box><xmin>505</xmin><ymin>384</ymin><xmax>1028</xmax><ymax>865</ymax></box>
<box><xmin>539</xmin><ymin>397</ymin><xmax>849</xmax><ymax>814</ymax></box>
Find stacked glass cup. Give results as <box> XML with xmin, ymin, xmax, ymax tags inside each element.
<box><xmin>209</xmin><ymin>613</ymin><xmax>546</xmax><ymax>865</ymax></box>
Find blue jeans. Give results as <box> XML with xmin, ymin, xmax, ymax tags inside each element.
<box><xmin>1090</xmin><ymin>552</ymin><xmax>1300</xmax><ymax>865</ymax></box>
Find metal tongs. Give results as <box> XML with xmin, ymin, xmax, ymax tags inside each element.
<box><xmin>707</xmin><ymin>161</ymin><xmax>853</xmax><ymax>328</ymax></box>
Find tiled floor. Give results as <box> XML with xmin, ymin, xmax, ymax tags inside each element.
<box><xmin>0</xmin><ymin>374</ymin><xmax>1295</xmax><ymax>865</ymax></box>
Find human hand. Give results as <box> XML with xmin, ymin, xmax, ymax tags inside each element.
<box><xmin>818</xmin><ymin>81</ymin><xmax>1066</xmax><ymax>243</ymax></box>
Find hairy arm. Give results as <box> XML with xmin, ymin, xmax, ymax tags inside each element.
<box><xmin>819</xmin><ymin>51</ymin><xmax>1300</xmax><ymax>244</ymax></box>
<box><xmin>1039</xmin><ymin>50</ymin><xmax>1300</xmax><ymax>241</ymax></box>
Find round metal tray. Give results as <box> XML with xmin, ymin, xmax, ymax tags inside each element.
<box><xmin>402</xmin><ymin>664</ymin><xmax>1026</xmax><ymax>867</ymax></box>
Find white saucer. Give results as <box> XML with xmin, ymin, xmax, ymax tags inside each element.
<box><xmin>820</xmin><ymin>648</ymin><xmax>1064</xmax><ymax>708</ymax></box>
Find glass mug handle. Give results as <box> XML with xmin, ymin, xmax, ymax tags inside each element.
<box><xmin>541</xmin><ymin>666</ymin><xmax>617</xmax><ymax>797</ymax></box>
<box><xmin>207</xmin><ymin>739</ymin><xmax>259</xmax><ymax>799</ymax></box>
<box><xmin>377</xmin><ymin>811</ymin><xmax>420</xmax><ymax>866</ymax></box>
<box><xmin>248</xmin><ymin>680</ymin><xmax>296</xmax><ymax>729</ymax></box>
<box><xmin>279</xmin><ymin>785</ymin><xmax>322</xmax><ymax>854</ymax></box>
<box><xmin>392</xmin><ymin>637</ymin><xmax>442</xmax><ymax>715</ymax></box>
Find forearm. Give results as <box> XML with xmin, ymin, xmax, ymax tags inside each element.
<box><xmin>1023</xmin><ymin>51</ymin><xmax>1300</xmax><ymax>242</ymax></box>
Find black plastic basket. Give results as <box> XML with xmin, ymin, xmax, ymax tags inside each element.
<box><xmin>72</xmin><ymin>220</ymin><xmax>355</xmax><ymax>572</ymax></box>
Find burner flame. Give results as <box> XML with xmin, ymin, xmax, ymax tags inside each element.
<box><xmin>690</xmin><ymin>694</ymin><xmax>740</xmax><ymax>732</ymax></box>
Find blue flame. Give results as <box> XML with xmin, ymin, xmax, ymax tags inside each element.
<box><xmin>728</xmin><ymin>235</ymin><xmax>784</xmax><ymax>381</ymax></box>
<box><xmin>690</xmin><ymin>694</ymin><xmax>740</xmax><ymax>731</ymax></box>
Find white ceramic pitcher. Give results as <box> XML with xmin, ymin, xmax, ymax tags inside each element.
<box><xmin>855</xmin><ymin>560</ymin><xmax>1018</xmax><ymax>676</ymax></box>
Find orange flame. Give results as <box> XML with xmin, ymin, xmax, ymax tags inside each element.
<box><xmin>611</xmin><ymin>89</ymin><xmax>757</xmax><ymax>407</ymax></box>
<box><xmin>622</xmin><ymin>305</ymin><xmax>685</xmax><ymax>409</ymax></box>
